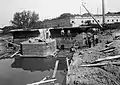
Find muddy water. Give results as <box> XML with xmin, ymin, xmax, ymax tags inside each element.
<box><xmin>0</xmin><ymin>56</ymin><xmax>67</xmax><ymax>85</ymax></box>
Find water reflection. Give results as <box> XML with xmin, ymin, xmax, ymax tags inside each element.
<box><xmin>11</xmin><ymin>57</ymin><xmax>56</xmax><ymax>72</ymax></box>
<box><xmin>11</xmin><ymin>57</ymin><xmax>67</xmax><ymax>72</ymax></box>
<box><xmin>10</xmin><ymin>56</ymin><xmax>67</xmax><ymax>85</ymax></box>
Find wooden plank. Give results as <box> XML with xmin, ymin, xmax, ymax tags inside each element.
<box><xmin>95</xmin><ymin>55</ymin><xmax>120</xmax><ymax>62</ymax></box>
<box><xmin>52</xmin><ymin>60</ymin><xmax>59</xmax><ymax>78</ymax></box>
<box><xmin>10</xmin><ymin>51</ymin><xmax>19</xmax><ymax>58</ymax></box>
<box><xmin>19</xmin><ymin>55</ymin><xmax>48</xmax><ymax>58</ymax></box>
<box><xmin>41</xmin><ymin>76</ymin><xmax>49</xmax><ymax>81</ymax></box>
<box><xmin>78</xmin><ymin>61</ymin><xmax>120</xmax><ymax>67</ymax></box>
<box><xmin>5</xmin><ymin>40</ymin><xmax>20</xmax><ymax>47</ymax></box>
<box><xmin>26</xmin><ymin>79</ymin><xmax>57</xmax><ymax>85</ymax></box>
<box><xmin>100</xmin><ymin>47</ymin><xmax>115</xmax><ymax>52</ymax></box>
<box><xmin>26</xmin><ymin>60</ymin><xmax>59</xmax><ymax>85</ymax></box>
<box><xmin>79</xmin><ymin>63</ymin><xmax>108</xmax><ymax>67</ymax></box>
<box><xmin>66</xmin><ymin>57</ymin><xmax>70</xmax><ymax>85</ymax></box>
<box><xmin>103</xmin><ymin>49</ymin><xmax>115</xmax><ymax>53</ymax></box>
<box><xmin>66</xmin><ymin>57</ymin><xmax>70</xmax><ymax>74</ymax></box>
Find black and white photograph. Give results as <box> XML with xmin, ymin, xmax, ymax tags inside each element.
<box><xmin>0</xmin><ymin>0</ymin><xmax>120</xmax><ymax>85</ymax></box>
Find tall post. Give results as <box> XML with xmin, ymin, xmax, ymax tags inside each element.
<box><xmin>82</xmin><ymin>3</ymin><xmax>103</xmax><ymax>28</ymax></box>
<box><xmin>97</xmin><ymin>7</ymin><xmax>99</xmax><ymax>15</ymax></box>
<box><xmin>80</xmin><ymin>6</ymin><xmax>81</xmax><ymax>15</ymax></box>
<box><xmin>102</xmin><ymin>0</ymin><xmax>105</xmax><ymax>24</ymax></box>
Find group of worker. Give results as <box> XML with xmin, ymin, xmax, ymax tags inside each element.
<box><xmin>61</xmin><ymin>29</ymin><xmax>99</xmax><ymax>48</ymax></box>
<box><xmin>61</xmin><ymin>29</ymin><xmax>71</xmax><ymax>38</ymax></box>
<box><xmin>73</xmin><ymin>32</ymin><xmax>99</xmax><ymax>49</ymax></box>
<box><xmin>82</xmin><ymin>32</ymin><xmax>99</xmax><ymax>48</ymax></box>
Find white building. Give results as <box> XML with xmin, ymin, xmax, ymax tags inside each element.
<box><xmin>70</xmin><ymin>14</ymin><xmax>120</xmax><ymax>27</ymax></box>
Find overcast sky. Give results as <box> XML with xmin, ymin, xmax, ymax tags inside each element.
<box><xmin>0</xmin><ymin>0</ymin><xmax>120</xmax><ymax>27</ymax></box>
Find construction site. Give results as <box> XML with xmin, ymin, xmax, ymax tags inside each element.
<box><xmin>64</xmin><ymin>0</ymin><xmax>120</xmax><ymax>84</ymax></box>
<box><xmin>65</xmin><ymin>27</ymin><xmax>120</xmax><ymax>85</ymax></box>
<box><xmin>1</xmin><ymin>0</ymin><xmax>120</xmax><ymax>85</ymax></box>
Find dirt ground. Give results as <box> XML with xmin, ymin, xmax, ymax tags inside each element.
<box><xmin>67</xmin><ymin>30</ymin><xmax>120</xmax><ymax>85</ymax></box>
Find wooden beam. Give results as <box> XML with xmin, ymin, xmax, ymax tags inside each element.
<box><xmin>66</xmin><ymin>57</ymin><xmax>70</xmax><ymax>74</ymax></box>
<box><xmin>4</xmin><ymin>40</ymin><xmax>20</xmax><ymax>47</ymax></box>
<box><xmin>95</xmin><ymin>55</ymin><xmax>120</xmax><ymax>62</ymax></box>
<box><xmin>26</xmin><ymin>79</ymin><xmax>57</xmax><ymax>85</ymax></box>
<box><xmin>100</xmin><ymin>47</ymin><xmax>115</xmax><ymax>52</ymax></box>
<box><xmin>10</xmin><ymin>51</ymin><xmax>19</xmax><ymax>58</ymax></box>
<box><xmin>78</xmin><ymin>61</ymin><xmax>120</xmax><ymax>67</ymax></box>
<box><xmin>52</xmin><ymin>60</ymin><xmax>59</xmax><ymax>78</ymax></box>
<box><xmin>66</xmin><ymin>57</ymin><xmax>70</xmax><ymax>85</ymax></box>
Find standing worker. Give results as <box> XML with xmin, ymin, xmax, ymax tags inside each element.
<box><xmin>67</xmin><ymin>30</ymin><xmax>71</xmax><ymax>40</ymax></box>
<box><xmin>61</xmin><ymin>29</ymin><xmax>65</xmax><ymax>39</ymax></box>
<box><xmin>87</xmin><ymin>32</ymin><xmax>92</xmax><ymax>48</ymax></box>
<box><xmin>82</xmin><ymin>32</ymin><xmax>87</xmax><ymax>46</ymax></box>
<box><xmin>61</xmin><ymin>29</ymin><xmax>65</xmax><ymax>36</ymax></box>
<box><xmin>94</xmin><ymin>34</ymin><xmax>98</xmax><ymax>45</ymax></box>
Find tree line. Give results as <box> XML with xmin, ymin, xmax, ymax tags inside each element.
<box><xmin>2</xmin><ymin>10</ymin><xmax>76</xmax><ymax>33</ymax></box>
<box><xmin>2</xmin><ymin>10</ymin><xmax>120</xmax><ymax>33</ymax></box>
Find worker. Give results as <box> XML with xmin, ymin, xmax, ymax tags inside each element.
<box><xmin>94</xmin><ymin>34</ymin><xmax>98</xmax><ymax>45</ymax></box>
<box><xmin>73</xmin><ymin>40</ymin><xmax>80</xmax><ymax>50</ymax></box>
<box><xmin>67</xmin><ymin>30</ymin><xmax>71</xmax><ymax>39</ymax></box>
<box><xmin>61</xmin><ymin>29</ymin><xmax>65</xmax><ymax>36</ymax></box>
<box><xmin>82</xmin><ymin>32</ymin><xmax>87</xmax><ymax>46</ymax></box>
<box><xmin>87</xmin><ymin>32</ymin><xmax>92</xmax><ymax>48</ymax></box>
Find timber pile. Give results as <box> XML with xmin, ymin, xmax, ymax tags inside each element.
<box><xmin>67</xmin><ymin>30</ymin><xmax>120</xmax><ymax>85</ymax></box>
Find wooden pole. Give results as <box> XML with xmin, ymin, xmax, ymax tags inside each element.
<box><xmin>102</xmin><ymin>0</ymin><xmax>105</xmax><ymax>24</ymax></box>
<box><xmin>82</xmin><ymin>3</ymin><xmax>103</xmax><ymax>29</ymax></box>
<box><xmin>27</xmin><ymin>79</ymin><xmax>57</xmax><ymax>85</ymax></box>
<box><xmin>26</xmin><ymin>60</ymin><xmax>59</xmax><ymax>85</ymax></box>
<box><xmin>66</xmin><ymin>57</ymin><xmax>70</xmax><ymax>85</ymax></box>
<box><xmin>66</xmin><ymin>57</ymin><xmax>70</xmax><ymax>74</ymax></box>
<box><xmin>95</xmin><ymin>55</ymin><xmax>120</xmax><ymax>62</ymax></box>
<box><xmin>10</xmin><ymin>51</ymin><xmax>19</xmax><ymax>58</ymax></box>
<box><xmin>4</xmin><ymin>40</ymin><xmax>20</xmax><ymax>47</ymax></box>
<box><xmin>78</xmin><ymin>61</ymin><xmax>120</xmax><ymax>67</ymax></box>
<box><xmin>52</xmin><ymin>60</ymin><xmax>59</xmax><ymax>78</ymax></box>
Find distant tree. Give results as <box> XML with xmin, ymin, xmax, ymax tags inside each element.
<box><xmin>116</xmin><ymin>12</ymin><xmax>120</xmax><ymax>14</ymax></box>
<box><xmin>11</xmin><ymin>10</ymin><xmax>39</xmax><ymax>30</ymax></box>
<box><xmin>58</xmin><ymin>13</ymin><xmax>73</xmax><ymax>19</ymax></box>
<box><xmin>2</xmin><ymin>26</ymin><xmax>15</xmax><ymax>34</ymax></box>
<box><xmin>107</xmin><ymin>12</ymin><xmax>111</xmax><ymax>14</ymax></box>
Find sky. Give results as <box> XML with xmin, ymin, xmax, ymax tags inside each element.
<box><xmin>0</xmin><ymin>0</ymin><xmax>120</xmax><ymax>27</ymax></box>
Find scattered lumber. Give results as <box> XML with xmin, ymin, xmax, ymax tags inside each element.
<box><xmin>106</xmin><ymin>41</ymin><xmax>114</xmax><ymax>47</ymax></box>
<box><xmin>100</xmin><ymin>47</ymin><xmax>115</xmax><ymax>52</ymax></box>
<box><xmin>27</xmin><ymin>60</ymin><xmax>59</xmax><ymax>85</ymax></box>
<box><xmin>95</xmin><ymin>55</ymin><xmax>120</xmax><ymax>62</ymax></box>
<box><xmin>0</xmin><ymin>53</ymin><xmax>9</xmax><ymax>59</ymax></box>
<box><xmin>26</xmin><ymin>78</ymin><xmax>57</xmax><ymax>85</ymax></box>
<box><xmin>103</xmin><ymin>49</ymin><xmax>115</xmax><ymax>53</ymax></box>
